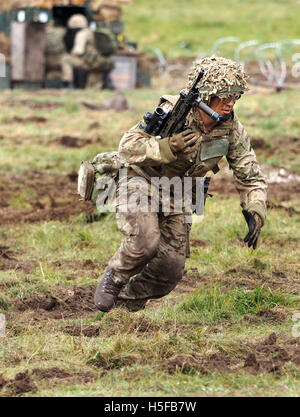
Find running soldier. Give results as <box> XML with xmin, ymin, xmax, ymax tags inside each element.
<box><xmin>94</xmin><ymin>56</ymin><xmax>267</xmax><ymax>312</ymax></box>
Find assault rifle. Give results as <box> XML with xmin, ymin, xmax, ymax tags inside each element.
<box><xmin>143</xmin><ymin>68</ymin><xmax>223</xmax><ymax>137</ymax></box>
<box><xmin>143</xmin><ymin>68</ymin><xmax>218</xmax><ymax>208</ymax></box>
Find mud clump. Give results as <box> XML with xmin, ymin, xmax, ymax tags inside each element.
<box><xmin>59</xmin><ymin>136</ymin><xmax>93</xmax><ymax>148</ymax></box>
<box><xmin>0</xmin><ymin>371</ymin><xmax>36</xmax><ymax>395</ymax></box>
<box><xmin>82</xmin><ymin>259</ymin><xmax>96</xmax><ymax>269</ymax></box>
<box><xmin>165</xmin><ymin>355</ymin><xmax>204</xmax><ymax>375</ymax></box>
<box><xmin>251</xmin><ymin>138</ymin><xmax>270</xmax><ymax>149</ymax></box>
<box><xmin>190</xmin><ymin>239</ymin><xmax>209</xmax><ymax>248</ymax></box>
<box><xmin>88</xmin><ymin>352</ymin><xmax>136</xmax><ymax>370</ymax></box>
<box><xmin>60</xmin><ymin>285</ymin><xmax>95</xmax><ymax>313</ymax></box>
<box><xmin>204</xmin><ymin>353</ymin><xmax>231</xmax><ymax>373</ymax></box>
<box><xmin>88</xmin><ymin>121</ymin><xmax>101</xmax><ymax>130</ymax></box>
<box><xmin>9</xmin><ymin>371</ymin><xmax>36</xmax><ymax>395</ymax></box>
<box><xmin>63</xmin><ymin>324</ymin><xmax>102</xmax><ymax>338</ymax></box>
<box><xmin>4</xmin><ymin>99</ymin><xmax>63</xmax><ymax>110</ymax></box>
<box><xmin>32</xmin><ymin>367</ymin><xmax>71</xmax><ymax>380</ymax></box>
<box><xmin>172</xmin><ymin>269</ymin><xmax>203</xmax><ymax>295</ymax></box>
<box><xmin>32</xmin><ymin>367</ymin><xmax>96</xmax><ymax>384</ymax></box>
<box><xmin>15</xmin><ymin>285</ymin><xmax>96</xmax><ymax>318</ymax></box>
<box><xmin>16</xmin><ymin>295</ymin><xmax>58</xmax><ymax>312</ymax></box>
<box><xmin>256</xmin><ymin>309</ymin><xmax>286</xmax><ymax>322</ymax></box>
<box><xmin>68</xmin><ymin>171</ymin><xmax>78</xmax><ymax>182</ymax></box>
<box><xmin>3</xmin><ymin>116</ymin><xmax>47</xmax><ymax>124</ymax></box>
<box><xmin>165</xmin><ymin>353</ymin><xmax>231</xmax><ymax>375</ymax></box>
<box><xmin>243</xmin><ymin>353</ymin><xmax>260</xmax><ymax>373</ymax></box>
<box><xmin>0</xmin><ymin>374</ymin><xmax>7</xmax><ymax>388</ymax></box>
<box><xmin>243</xmin><ymin>333</ymin><xmax>300</xmax><ymax>376</ymax></box>
<box><xmin>244</xmin><ymin>308</ymin><xmax>287</xmax><ymax>324</ymax></box>
<box><xmin>0</xmin><ymin>247</ymin><xmax>37</xmax><ymax>273</ymax></box>
<box><xmin>165</xmin><ymin>333</ymin><xmax>300</xmax><ymax>377</ymax></box>
<box><xmin>1</xmin><ymin>368</ymin><xmax>96</xmax><ymax>394</ymax></box>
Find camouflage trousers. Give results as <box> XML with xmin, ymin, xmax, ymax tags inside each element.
<box><xmin>61</xmin><ymin>54</ymin><xmax>114</xmax><ymax>82</ymax></box>
<box><xmin>109</xmin><ymin>210</ymin><xmax>189</xmax><ymax>312</ymax></box>
<box><xmin>46</xmin><ymin>53</ymin><xmax>70</xmax><ymax>79</ymax></box>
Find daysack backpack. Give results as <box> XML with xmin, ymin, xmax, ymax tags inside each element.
<box><xmin>78</xmin><ymin>151</ymin><xmax>127</xmax><ymax>203</ymax></box>
<box><xmin>94</xmin><ymin>27</ymin><xmax>117</xmax><ymax>56</ymax></box>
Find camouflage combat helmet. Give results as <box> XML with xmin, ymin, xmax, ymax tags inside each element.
<box><xmin>67</xmin><ymin>14</ymin><xmax>88</xmax><ymax>29</ymax></box>
<box><xmin>187</xmin><ymin>56</ymin><xmax>248</xmax><ymax>103</ymax></box>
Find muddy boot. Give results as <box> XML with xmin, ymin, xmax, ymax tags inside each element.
<box><xmin>102</xmin><ymin>73</ymin><xmax>115</xmax><ymax>90</ymax></box>
<box><xmin>94</xmin><ymin>267</ymin><xmax>123</xmax><ymax>312</ymax></box>
<box><xmin>63</xmin><ymin>81</ymin><xmax>74</xmax><ymax>89</ymax></box>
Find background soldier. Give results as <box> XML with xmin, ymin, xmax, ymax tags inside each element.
<box><xmin>62</xmin><ymin>14</ymin><xmax>115</xmax><ymax>89</ymax></box>
<box><xmin>45</xmin><ymin>22</ymin><xmax>68</xmax><ymax>84</ymax></box>
<box><xmin>94</xmin><ymin>56</ymin><xmax>268</xmax><ymax>313</ymax></box>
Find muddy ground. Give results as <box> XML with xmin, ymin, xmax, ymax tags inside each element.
<box><xmin>211</xmin><ymin>135</ymin><xmax>300</xmax><ymax>204</ymax></box>
<box><xmin>0</xmin><ymin>170</ymin><xmax>94</xmax><ymax>225</ymax></box>
<box><xmin>0</xmin><ymin>88</ymin><xmax>299</xmax><ymax>396</ymax></box>
<box><xmin>0</xmin><ymin>132</ymin><xmax>299</xmax><ymax>299</ymax></box>
<box><xmin>0</xmin><ymin>368</ymin><xmax>96</xmax><ymax>396</ymax></box>
<box><xmin>2</xmin><ymin>329</ymin><xmax>297</xmax><ymax>395</ymax></box>
<box><xmin>164</xmin><ymin>332</ymin><xmax>300</xmax><ymax>377</ymax></box>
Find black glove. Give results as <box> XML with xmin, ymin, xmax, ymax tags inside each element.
<box><xmin>242</xmin><ymin>210</ymin><xmax>263</xmax><ymax>250</ymax></box>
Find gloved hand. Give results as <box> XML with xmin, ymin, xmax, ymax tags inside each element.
<box><xmin>242</xmin><ymin>210</ymin><xmax>263</xmax><ymax>249</ymax></box>
<box><xmin>168</xmin><ymin>128</ymin><xmax>199</xmax><ymax>154</ymax></box>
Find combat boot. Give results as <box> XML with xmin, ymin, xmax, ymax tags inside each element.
<box><xmin>63</xmin><ymin>81</ymin><xmax>74</xmax><ymax>89</ymax></box>
<box><xmin>94</xmin><ymin>267</ymin><xmax>123</xmax><ymax>312</ymax></box>
<box><xmin>102</xmin><ymin>73</ymin><xmax>115</xmax><ymax>90</ymax></box>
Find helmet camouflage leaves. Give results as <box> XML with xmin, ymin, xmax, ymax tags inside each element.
<box><xmin>187</xmin><ymin>56</ymin><xmax>249</xmax><ymax>102</ymax></box>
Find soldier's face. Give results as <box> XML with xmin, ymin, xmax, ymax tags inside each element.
<box><xmin>210</xmin><ymin>96</ymin><xmax>236</xmax><ymax>116</ymax></box>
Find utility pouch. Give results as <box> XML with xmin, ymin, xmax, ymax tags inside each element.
<box><xmin>200</xmin><ymin>138</ymin><xmax>229</xmax><ymax>161</ymax></box>
<box><xmin>78</xmin><ymin>161</ymin><xmax>95</xmax><ymax>201</ymax></box>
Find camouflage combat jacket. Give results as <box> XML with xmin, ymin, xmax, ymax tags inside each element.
<box><xmin>71</xmin><ymin>28</ymin><xmax>114</xmax><ymax>72</ymax></box>
<box><xmin>118</xmin><ymin>95</ymin><xmax>267</xmax><ymax>223</ymax></box>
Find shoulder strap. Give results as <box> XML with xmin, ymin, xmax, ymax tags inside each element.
<box><xmin>158</xmin><ymin>94</ymin><xmax>180</xmax><ymax>107</ymax></box>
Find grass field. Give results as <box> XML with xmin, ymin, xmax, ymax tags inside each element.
<box><xmin>123</xmin><ymin>0</ymin><xmax>300</xmax><ymax>58</ymax></box>
<box><xmin>0</xmin><ymin>0</ymin><xmax>300</xmax><ymax>399</ymax></box>
<box><xmin>0</xmin><ymin>83</ymin><xmax>299</xmax><ymax>397</ymax></box>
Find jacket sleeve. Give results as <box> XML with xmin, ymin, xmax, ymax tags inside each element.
<box><xmin>118</xmin><ymin>101</ymin><xmax>177</xmax><ymax>167</ymax></box>
<box><xmin>72</xmin><ymin>29</ymin><xmax>91</xmax><ymax>56</ymax></box>
<box><xmin>226</xmin><ymin>115</ymin><xmax>267</xmax><ymax>224</ymax></box>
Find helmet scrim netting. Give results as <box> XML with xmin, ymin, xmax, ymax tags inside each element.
<box><xmin>187</xmin><ymin>56</ymin><xmax>249</xmax><ymax>102</ymax></box>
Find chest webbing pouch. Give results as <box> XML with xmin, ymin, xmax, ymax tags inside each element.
<box><xmin>200</xmin><ymin>138</ymin><xmax>229</xmax><ymax>161</ymax></box>
<box><xmin>78</xmin><ymin>152</ymin><xmax>127</xmax><ymax>202</ymax></box>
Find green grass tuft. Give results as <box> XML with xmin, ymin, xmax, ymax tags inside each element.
<box><xmin>178</xmin><ymin>286</ymin><xmax>295</xmax><ymax>323</ymax></box>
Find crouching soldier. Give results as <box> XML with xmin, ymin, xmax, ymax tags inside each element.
<box><xmin>62</xmin><ymin>14</ymin><xmax>115</xmax><ymax>89</ymax></box>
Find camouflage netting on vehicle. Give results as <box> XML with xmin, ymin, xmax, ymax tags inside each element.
<box><xmin>0</xmin><ymin>0</ymin><xmax>87</xmax><ymax>12</ymax></box>
<box><xmin>91</xmin><ymin>0</ymin><xmax>122</xmax><ymax>22</ymax></box>
<box><xmin>0</xmin><ymin>33</ymin><xmax>11</xmax><ymax>63</ymax></box>
<box><xmin>187</xmin><ymin>56</ymin><xmax>249</xmax><ymax>102</ymax></box>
